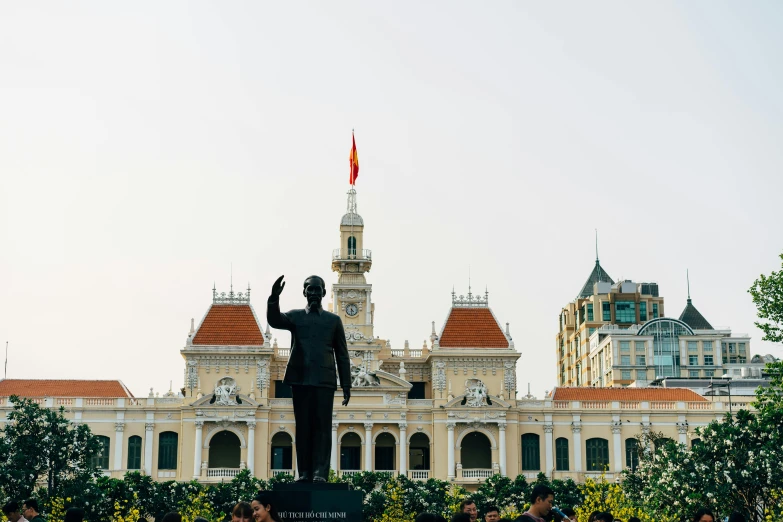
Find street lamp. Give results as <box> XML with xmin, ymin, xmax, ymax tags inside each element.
<box><xmin>708</xmin><ymin>376</ymin><xmax>732</xmax><ymax>414</ymax></box>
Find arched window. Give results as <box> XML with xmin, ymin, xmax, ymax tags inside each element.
<box><xmin>209</xmin><ymin>431</ymin><xmax>241</xmax><ymax>469</ymax></box>
<box><xmin>654</xmin><ymin>437</ymin><xmax>674</xmax><ymax>451</ymax></box>
<box><xmin>91</xmin><ymin>435</ymin><xmax>110</xmax><ymax>469</ymax></box>
<box><xmin>158</xmin><ymin>432</ymin><xmax>179</xmax><ymax>470</ymax></box>
<box><xmin>271</xmin><ymin>432</ymin><xmax>293</xmax><ymax>472</ymax></box>
<box><xmin>585</xmin><ymin>438</ymin><xmax>609</xmax><ymax>471</ymax></box>
<box><xmin>347</xmin><ymin>236</ymin><xmax>357</xmax><ymax>257</ymax></box>
<box><xmin>555</xmin><ymin>437</ymin><xmax>569</xmax><ymax>471</ymax></box>
<box><xmin>127</xmin><ymin>435</ymin><xmax>142</xmax><ymax>470</ymax></box>
<box><xmin>691</xmin><ymin>438</ymin><xmax>702</xmax><ymax>448</ymax></box>
<box><xmin>521</xmin><ymin>434</ymin><xmax>540</xmax><ymax>471</ymax></box>
<box><xmin>340</xmin><ymin>432</ymin><xmax>361</xmax><ymax>470</ymax></box>
<box><xmin>461</xmin><ymin>432</ymin><xmax>492</xmax><ymax>469</ymax></box>
<box><xmin>375</xmin><ymin>433</ymin><xmax>396</xmax><ymax>471</ymax></box>
<box><xmin>409</xmin><ymin>433</ymin><xmax>430</xmax><ymax>471</ymax></box>
<box><xmin>625</xmin><ymin>438</ymin><xmax>639</xmax><ymax>471</ymax></box>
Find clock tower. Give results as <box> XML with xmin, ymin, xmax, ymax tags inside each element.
<box><xmin>330</xmin><ymin>187</ymin><xmax>376</xmax><ymax>346</ymax></box>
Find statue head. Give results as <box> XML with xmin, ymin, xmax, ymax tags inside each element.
<box><xmin>303</xmin><ymin>275</ymin><xmax>327</xmax><ymax>308</ymax></box>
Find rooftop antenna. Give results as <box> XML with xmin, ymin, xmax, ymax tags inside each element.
<box><xmin>4</xmin><ymin>341</ymin><xmax>7</xmax><ymax>379</ymax></box>
<box><xmin>687</xmin><ymin>269</ymin><xmax>691</xmax><ymax>303</ymax></box>
<box><xmin>230</xmin><ymin>263</ymin><xmax>233</xmax><ymax>293</ymax></box>
<box><xmin>595</xmin><ymin>228</ymin><xmax>599</xmax><ymax>263</ymax></box>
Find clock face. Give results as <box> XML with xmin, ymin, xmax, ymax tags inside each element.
<box><xmin>346</xmin><ymin>304</ymin><xmax>359</xmax><ymax>317</ymax></box>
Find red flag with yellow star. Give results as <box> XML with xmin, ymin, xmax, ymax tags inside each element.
<box><xmin>349</xmin><ymin>132</ymin><xmax>359</xmax><ymax>185</ymax></box>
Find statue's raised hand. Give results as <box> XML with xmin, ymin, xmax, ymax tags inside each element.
<box><xmin>271</xmin><ymin>275</ymin><xmax>286</xmax><ymax>298</ymax></box>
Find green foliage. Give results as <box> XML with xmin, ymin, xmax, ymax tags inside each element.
<box><xmin>749</xmin><ymin>253</ymin><xmax>783</xmax><ymax>344</ymax></box>
<box><xmin>0</xmin><ymin>395</ymin><xmax>102</xmax><ymax>502</ymax></box>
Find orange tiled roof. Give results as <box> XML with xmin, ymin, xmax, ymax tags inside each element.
<box><xmin>192</xmin><ymin>304</ymin><xmax>264</xmax><ymax>346</ymax></box>
<box><xmin>439</xmin><ymin>308</ymin><xmax>509</xmax><ymax>348</ymax></box>
<box><xmin>0</xmin><ymin>379</ymin><xmax>133</xmax><ymax>398</ymax></box>
<box><xmin>552</xmin><ymin>387</ymin><xmax>707</xmax><ymax>402</ymax></box>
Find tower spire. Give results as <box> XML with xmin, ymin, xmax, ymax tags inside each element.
<box><xmin>687</xmin><ymin>269</ymin><xmax>691</xmax><ymax>303</ymax></box>
<box><xmin>595</xmin><ymin>229</ymin><xmax>599</xmax><ymax>263</ymax></box>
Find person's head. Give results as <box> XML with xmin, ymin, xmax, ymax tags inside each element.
<box><xmin>561</xmin><ymin>508</ymin><xmax>577</xmax><ymax>522</ymax></box>
<box><xmin>22</xmin><ymin>500</ymin><xmax>39</xmax><ymax>519</ymax></box>
<box><xmin>693</xmin><ymin>508</ymin><xmax>715</xmax><ymax>522</ymax></box>
<box><xmin>628</xmin><ymin>518</ymin><xmax>641</xmax><ymax>522</ymax></box>
<box><xmin>588</xmin><ymin>512</ymin><xmax>601</xmax><ymax>522</ymax></box>
<box><xmin>415</xmin><ymin>515</ymin><xmax>447</xmax><ymax>522</ymax></box>
<box><xmin>194</xmin><ymin>518</ymin><xmax>209</xmax><ymax>522</ymax></box>
<box><xmin>161</xmin><ymin>513</ymin><xmax>182</xmax><ymax>522</ymax></box>
<box><xmin>303</xmin><ymin>276</ymin><xmax>326</xmax><ymax>308</ymax></box>
<box><xmin>595</xmin><ymin>513</ymin><xmax>613</xmax><ymax>522</ymax></box>
<box><xmin>484</xmin><ymin>506</ymin><xmax>500</xmax><ymax>522</ymax></box>
<box><xmin>451</xmin><ymin>514</ymin><xmax>472</xmax><ymax>522</ymax></box>
<box><xmin>460</xmin><ymin>500</ymin><xmax>477</xmax><ymax>522</ymax></box>
<box><xmin>3</xmin><ymin>502</ymin><xmax>22</xmax><ymax>522</ymax></box>
<box><xmin>64</xmin><ymin>508</ymin><xmax>85</xmax><ymax>522</ymax></box>
<box><xmin>529</xmin><ymin>485</ymin><xmax>555</xmax><ymax>518</ymax></box>
<box><xmin>727</xmin><ymin>513</ymin><xmax>746</xmax><ymax>522</ymax></box>
<box><xmin>252</xmin><ymin>492</ymin><xmax>281</xmax><ymax>522</ymax></box>
<box><xmin>232</xmin><ymin>502</ymin><xmax>253</xmax><ymax>522</ymax></box>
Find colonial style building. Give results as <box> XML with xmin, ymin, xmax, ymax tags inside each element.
<box><xmin>556</xmin><ymin>259</ymin><xmax>752</xmax><ymax>388</ymax></box>
<box><xmin>0</xmin><ymin>188</ymin><xmax>746</xmax><ymax>488</ymax></box>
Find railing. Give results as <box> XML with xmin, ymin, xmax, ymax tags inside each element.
<box><xmin>276</xmin><ymin>348</ymin><xmax>291</xmax><ymax>358</ymax></box>
<box><xmin>582</xmin><ymin>401</ymin><xmax>609</xmax><ymax>409</ymax></box>
<box><xmin>408</xmin><ymin>399</ymin><xmax>434</xmax><ymax>407</ymax></box>
<box><xmin>56</xmin><ymin>398</ymin><xmax>75</xmax><ymax>406</ymax></box>
<box><xmin>620</xmin><ymin>401</ymin><xmax>640</xmax><ymax>409</ymax></box>
<box><xmin>688</xmin><ymin>401</ymin><xmax>712</xmax><ymax>410</ymax></box>
<box><xmin>332</xmin><ymin>249</ymin><xmax>372</xmax><ymax>261</ymax></box>
<box><xmin>270</xmin><ymin>469</ymin><xmax>294</xmax><ymax>477</ymax></box>
<box><xmin>651</xmin><ymin>401</ymin><xmax>674</xmax><ymax>410</ymax></box>
<box><xmin>85</xmin><ymin>398</ymin><xmax>115</xmax><ymax>406</ymax></box>
<box><xmin>409</xmin><ymin>470</ymin><xmax>430</xmax><ymax>480</ymax></box>
<box><xmin>339</xmin><ymin>470</ymin><xmax>362</xmax><ymax>477</ymax></box>
<box><xmin>554</xmin><ymin>401</ymin><xmax>570</xmax><ymax>409</ymax></box>
<box><xmin>158</xmin><ymin>471</ymin><xmax>176</xmax><ymax>478</ymax></box>
<box><xmin>461</xmin><ymin>469</ymin><xmax>494</xmax><ymax>479</ymax></box>
<box><xmin>207</xmin><ymin>468</ymin><xmax>241</xmax><ymax>478</ymax></box>
<box><xmin>390</xmin><ymin>348</ymin><xmax>425</xmax><ymax>358</ymax></box>
<box><xmin>391</xmin><ymin>349</ymin><xmax>404</xmax><ymax>357</ymax></box>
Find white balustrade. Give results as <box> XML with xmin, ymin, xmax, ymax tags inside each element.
<box><xmin>207</xmin><ymin>468</ymin><xmax>242</xmax><ymax>478</ymax></box>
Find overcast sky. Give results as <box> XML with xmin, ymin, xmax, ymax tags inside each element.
<box><xmin>1</xmin><ymin>2</ymin><xmax>782</xmax><ymax>398</ymax></box>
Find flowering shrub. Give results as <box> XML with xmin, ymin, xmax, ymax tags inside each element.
<box><xmin>577</xmin><ymin>474</ymin><xmax>660</xmax><ymax>522</ymax></box>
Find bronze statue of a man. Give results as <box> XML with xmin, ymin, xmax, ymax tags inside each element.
<box><xmin>267</xmin><ymin>275</ymin><xmax>352</xmax><ymax>482</ymax></box>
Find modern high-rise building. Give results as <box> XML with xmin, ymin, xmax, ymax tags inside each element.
<box><xmin>556</xmin><ymin>258</ymin><xmax>751</xmax><ymax>387</ymax></box>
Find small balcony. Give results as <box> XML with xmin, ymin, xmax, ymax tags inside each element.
<box><xmin>270</xmin><ymin>469</ymin><xmax>294</xmax><ymax>478</ymax></box>
<box><xmin>332</xmin><ymin>248</ymin><xmax>372</xmax><ymax>261</ymax></box>
<box><xmin>206</xmin><ymin>468</ymin><xmax>242</xmax><ymax>478</ymax></box>
<box><xmin>460</xmin><ymin>469</ymin><xmax>494</xmax><ymax>480</ymax></box>
<box><xmin>408</xmin><ymin>470</ymin><xmax>430</xmax><ymax>480</ymax></box>
<box><xmin>339</xmin><ymin>470</ymin><xmax>362</xmax><ymax>478</ymax></box>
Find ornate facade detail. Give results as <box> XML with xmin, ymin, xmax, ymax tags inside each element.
<box><xmin>194</xmin><ymin>420</ymin><xmax>205</xmax><ymax>429</ymax></box>
<box><xmin>641</xmin><ymin>422</ymin><xmax>652</xmax><ymax>435</ymax></box>
<box><xmin>503</xmin><ymin>362</ymin><xmax>516</xmax><ymax>395</ymax></box>
<box><xmin>399</xmin><ymin>423</ymin><xmax>407</xmax><ymax>430</ymax></box>
<box><xmin>676</xmin><ymin>422</ymin><xmax>688</xmax><ymax>434</ymax></box>
<box><xmin>571</xmin><ymin>422</ymin><xmax>582</xmax><ymax>434</ymax></box>
<box><xmin>145</xmin><ymin>422</ymin><xmax>155</xmax><ymax>431</ymax></box>
<box><xmin>256</xmin><ymin>359</ymin><xmax>270</xmax><ymax>391</ymax></box>
<box><xmin>213</xmin><ymin>285</ymin><xmax>250</xmax><ymax>305</ymax></box>
<box><xmin>383</xmin><ymin>393</ymin><xmax>406</xmax><ymax>405</ymax></box>
<box><xmin>351</xmin><ymin>362</ymin><xmax>380</xmax><ymax>386</ymax></box>
<box><xmin>213</xmin><ymin>377</ymin><xmax>240</xmax><ymax>405</ymax></box>
<box><xmin>363</xmin><ymin>422</ymin><xmax>373</xmax><ymax>431</ymax></box>
<box><xmin>543</xmin><ymin>424</ymin><xmax>554</xmax><ymax>434</ymax></box>
<box><xmin>464</xmin><ymin>379</ymin><xmax>489</xmax><ymax>407</ymax></box>
<box><xmin>114</xmin><ymin>422</ymin><xmax>125</xmax><ymax>432</ymax></box>
<box><xmin>498</xmin><ymin>423</ymin><xmax>506</xmax><ymax>432</ymax></box>
<box><xmin>446</xmin><ymin>422</ymin><xmax>456</xmax><ymax>431</ymax></box>
<box><xmin>332</xmin><ymin>422</ymin><xmax>339</xmax><ymax>430</ymax></box>
<box><xmin>246</xmin><ymin>421</ymin><xmax>256</xmax><ymax>429</ymax></box>
<box><xmin>611</xmin><ymin>421</ymin><xmax>622</xmax><ymax>434</ymax></box>
<box><xmin>452</xmin><ymin>287</ymin><xmax>489</xmax><ymax>307</ymax></box>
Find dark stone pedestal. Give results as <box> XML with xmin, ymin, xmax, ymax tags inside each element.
<box><xmin>271</xmin><ymin>483</ymin><xmax>363</xmax><ymax>522</ymax></box>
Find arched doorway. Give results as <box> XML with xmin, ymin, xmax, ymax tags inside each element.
<box><xmin>409</xmin><ymin>433</ymin><xmax>430</xmax><ymax>477</ymax></box>
<box><xmin>374</xmin><ymin>433</ymin><xmax>396</xmax><ymax>471</ymax></box>
<box><xmin>208</xmin><ymin>430</ymin><xmax>241</xmax><ymax>469</ymax></box>
<box><xmin>340</xmin><ymin>432</ymin><xmax>361</xmax><ymax>471</ymax></box>
<box><xmin>270</xmin><ymin>432</ymin><xmax>293</xmax><ymax>472</ymax></box>
<box><xmin>461</xmin><ymin>431</ymin><xmax>492</xmax><ymax>469</ymax></box>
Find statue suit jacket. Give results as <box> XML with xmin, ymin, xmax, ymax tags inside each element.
<box><xmin>267</xmin><ymin>297</ymin><xmax>352</xmax><ymax>390</ymax></box>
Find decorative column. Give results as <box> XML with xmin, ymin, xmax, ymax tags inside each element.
<box><xmin>611</xmin><ymin>422</ymin><xmax>622</xmax><ymax>473</ymax></box>
<box><xmin>572</xmin><ymin>422</ymin><xmax>582</xmax><ymax>472</ymax></box>
<box><xmin>364</xmin><ymin>423</ymin><xmax>373</xmax><ymax>471</ymax></box>
<box><xmin>331</xmin><ymin>423</ymin><xmax>339</xmax><ymax>473</ymax></box>
<box><xmin>365</xmin><ymin>290</ymin><xmax>372</xmax><ymax>324</ymax></box>
<box><xmin>399</xmin><ymin>423</ymin><xmax>408</xmax><ymax>476</ymax></box>
<box><xmin>447</xmin><ymin>422</ymin><xmax>456</xmax><ymax>480</ymax></box>
<box><xmin>498</xmin><ymin>423</ymin><xmax>507</xmax><ymax>477</ymax></box>
<box><xmin>543</xmin><ymin>424</ymin><xmax>554</xmax><ymax>474</ymax></box>
<box><xmin>144</xmin><ymin>422</ymin><xmax>154</xmax><ymax>475</ymax></box>
<box><xmin>247</xmin><ymin>421</ymin><xmax>256</xmax><ymax>476</ymax></box>
<box><xmin>114</xmin><ymin>422</ymin><xmax>125</xmax><ymax>472</ymax></box>
<box><xmin>193</xmin><ymin>420</ymin><xmax>204</xmax><ymax>479</ymax></box>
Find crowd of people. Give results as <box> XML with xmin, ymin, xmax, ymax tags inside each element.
<box><xmin>1</xmin><ymin>488</ymin><xmax>751</xmax><ymax>522</ymax></box>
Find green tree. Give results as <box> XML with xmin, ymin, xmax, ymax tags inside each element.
<box><xmin>0</xmin><ymin>395</ymin><xmax>102</xmax><ymax>501</ymax></box>
<box><xmin>749</xmin><ymin>253</ymin><xmax>783</xmax><ymax>344</ymax></box>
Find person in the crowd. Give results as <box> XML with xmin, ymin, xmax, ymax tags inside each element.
<box><xmin>2</xmin><ymin>502</ymin><xmax>28</xmax><ymax>522</ymax></box>
<box><xmin>161</xmin><ymin>513</ymin><xmax>182</xmax><ymax>522</ymax></box>
<box><xmin>417</xmin><ymin>515</ymin><xmax>444</xmax><ymax>522</ymax></box>
<box><xmin>499</xmin><ymin>519</ymin><xmax>514</xmax><ymax>522</ymax></box>
<box><xmin>22</xmin><ymin>500</ymin><xmax>45</xmax><ymax>522</ymax></box>
<box><xmin>251</xmin><ymin>492</ymin><xmax>282</xmax><ymax>522</ymax></box>
<box><xmin>595</xmin><ymin>513</ymin><xmax>613</xmax><ymax>522</ymax></box>
<box><xmin>415</xmin><ymin>514</ymin><xmax>447</xmax><ymax>522</ymax></box>
<box><xmin>483</xmin><ymin>505</ymin><xmax>500</xmax><ymax>522</ymax></box>
<box><xmin>515</xmin><ymin>484</ymin><xmax>555</xmax><ymax>522</ymax></box>
<box><xmin>628</xmin><ymin>517</ymin><xmax>641</xmax><ymax>522</ymax></box>
<box><xmin>460</xmin><ymin>500</ymin><xmax>478</xmax><ymax>522</ymax></box>
<box><xmin>194</xmin><ymin>518</ymin><xmax>209</xmax><ymax>522</ymax></box>
<box><xmin>451</xmin><ymin>514</ymin><xmax>472</xmax><ymax>522</ymax></box>
<box><xmin>63</xmin><ymin>508</ymin><xmax>84</xmax><ymax>522</ymax></box>
<box><xmin>727</xmin><ymin>512</ymin><xmax>746</xmax><ymax>522</ymax></box>
<box><xmin>692</xmin><ymin>508</ymin><xmax>715</xmax><ymax>522</ymax></box>
<box><xmin>560</xmin><ymin>508</ymin><xmax>577</xmax><ymax>522</ymax></box>
<box><xmin>232</xmin><ymin>502</ymin><xmax>253</xmax><ymax>522</ymax></box>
